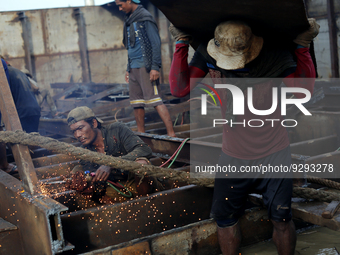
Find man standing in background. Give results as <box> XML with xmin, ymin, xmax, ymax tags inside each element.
<box><xmin>115</xmin><ymin>0</ymin><xmax>176</xmax><ymax>137</ymax></box>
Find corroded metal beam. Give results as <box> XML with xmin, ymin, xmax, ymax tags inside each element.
<box><xmin>139</xmin><ymin>133</ymin><xmax>222</xmax><ymax>164</ymax></box>
<box><xmin>74</xmin><ymin>8</ymin><xmax>91</xmax><ymax>83</ymax></box>
<box><xmin>0</xmin><ymin>171</ymin><xmax>73</xmax><ymax>254</ymax></box>
<box><xmin>290</xmin><ymin>134</ymin><xmax>337</xmax><ymax>156</ymax></box>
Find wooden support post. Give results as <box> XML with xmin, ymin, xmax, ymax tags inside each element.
<box><xmin>322</xmin><ymin>201</ymin><xmax>340</xmax><ymax>219</ymax></box>
<box><xmin>0</xmin><ymin>61</ymin><xmax>38</xmax><ymax>195</ymax></box>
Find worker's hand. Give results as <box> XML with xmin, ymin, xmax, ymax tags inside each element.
<box><xmin>293</xmin><ymin>18</ymin><xmax>320</xmax><ymax>48</ymax></box>
<box><xmin>169</xmin><ymin>23</ymin><xmax>191</xmax><ymax>41</ymax></box>
<box><xmin>135</xmin><ymin>158</ymin><xmax>149</xmax><ymax>165</ymax></box>
<box><xmin>125</xmin><ymin>71</ymin><xmax>129</xmax><ymax>83</ymax></box>
<box><xmin>150</xmin><ymin>70</ymin><xmax>160</xmax><ymax>82</ymax></box>
<box><xmin>69</xmin><ymin>171</ymin><xmax>88</xmax><ymax>192</ymax></box>
<box><xmin>92</xmin><ymin>165</ymin><xmax>111</xmax><ymax>182</ymax></box>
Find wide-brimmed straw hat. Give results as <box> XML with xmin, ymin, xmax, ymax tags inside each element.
<box><xmin>207</xmin><ymin>21</ymin><xmax>263</xmax><ymax>70</ymax></box>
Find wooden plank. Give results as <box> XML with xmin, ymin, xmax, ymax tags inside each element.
<box><xmin>83</xmin><ymin>85</ymin><xmax>128</xmax><ymax>105</ymax></box>
<box><xmin>250</xmin><ymin>194</ymin><xmax>340</xmax><ymax>231</ymax></box>
<box><xmin>322</xmin><ymin>200</ymin><xmax>340</xmax><ymax>219</ymax></box>
<box><xmin>292</xmin><ymin>200</ymin><xmax>340</xmax><ymax>231</ymax></box>
<box><xmin>0</xmin><ymin>60</ymin><xmax>38</xmax><ymax>195</ymax></box>
<box><xmin>52</xmin><ymin>84</ymin><xmax>82</xmax><ymax>100</ymax></box>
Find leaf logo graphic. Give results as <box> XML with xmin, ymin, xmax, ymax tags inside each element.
<box><xmin>198</xmin><ymin>82</ymin><xmax>222</xmax><ymax>107</ymax></box>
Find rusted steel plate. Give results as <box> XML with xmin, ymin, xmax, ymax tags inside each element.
<box><xmin>130</xmin><ymin>122</ymin><xmax>199</xmax><ymax>132</ymax></box>
<box><xmin>0</xmin><ymin>225</ymin><xmax>22</xmax><ymax>255</ymax></box>
<box><xmin>59</xmin><ymin>184</ymin><xmax>277</xmax><ymax>255</ymax></box>
<box><xmin>147</xmin><ymin>123</ymin><xmax>192</xmax><ymax>135</ymax></box>
<box><xmin>111</xmin><ymin>241</ymin><xmax>151</xmax><ymax>255</ymax></box>
<box><xmin>35</xmin><ymin>161</ymin><xmax>79</xmax><ymax>180</ymax></box>
<box><xmin>0</xmin><ymin>12</ymin><xmax>26</xmax><ymax>58</ymax></box>
<box><xmin>140</xmin><ymin>133</ymin><xmax>311</xmax><ymax>166</ymax></box>
<box><xmin>149</xmin><ymin>0</ymin><xmax>309</xmax><ymax>43</ymax></box>
<box><xmin>44</xmin><ymin>9</ymin><xmax>79</xmax><ymax>54</ymax></box>
<box><xmin>83</xmin><ymin>7</ymin><xmax>125</xmax><ymax>51</ymax></box>
<box><xmin>32</xmin><ymin>154</ymin><xmax>78</xmax><ymax>168</ymax></box>
<box><xmin>304</xmin><ymin>150</ymin><xmax>340</xmax><ymax>179</ymax></box>
<box><xmin>0</xmin><ymin>171</ymin><xmax>71</xmax><ymax>255</ymax></box>
<box><xmin>294</xmin><ymin>111</ymin><xmax>340</xmax><ymax>142</ymax></box>
<box><xmin>67</xmin><ymin>207</ymin><xmax>276</xmax><ymax>255</ymax></box>
<box><xmin>0</xmin><ymin>218</ymin><xmax>17</xmax><ymax>232</ymax></box>
<box><xmin>35</xmin><ymin>53</ymin><xmax>83</xmax><ymax>93</ymax></box>
<box><xmin>39</xmin><ymin>119</ymin><xmax>70</xmax><ymax>136</ymax></box>
<box><xmin>151</xmin><ymin>207</ymin><xmax>273</xmax><ymax>255</ymax></box>
<box><xmin>175</xmin><ymin>125</ymin><xmax>223</xmax><ymax>139</ymax></box>
<box><xmin>192</xmin><ymin>133</ymin><xmax>223</xmax><ymax>143</ymax></box>
<box><xmin>84</xmin><ymin>86</ymin><xmax>128</xmax><ymax>105</ymax></box>
<box><xmin>290</xmin><ymin>134</ymin><xmax>338</xmax><ymax>156</ymax></box>
<box><xmin>139</xmin><ymin>133</ymin><xmax>222</xmax><ymax>164</ymax></box>
<box><xmin>92</xmin><ymin>99</ymin><xmax>131</xmax><ymax>115</ymax></box>
<box><xmin>61</xmin><ymin>185</ymin><xmax>213</xmax><ymax>254</ymax></box>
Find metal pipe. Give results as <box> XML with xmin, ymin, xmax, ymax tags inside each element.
<box><xmin>84</xmin><ymin>0</ymin><xmax>95</xmax><ymax>6</ymax></box>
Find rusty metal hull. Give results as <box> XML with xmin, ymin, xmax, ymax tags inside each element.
<box><xmin>3</xmin><ymin>84</ymin><xmax>340</xmax><ymax>254</ymax></box>
<box><xmin>0</xmin><ymin>171</ymin><xmax>72</xmax><ymax>254</ymax></box>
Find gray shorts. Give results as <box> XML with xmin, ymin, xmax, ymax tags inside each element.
<box><xmin>129</xmin><ymin>67</ymin><xmax>163</xmax><ymax>108</ymax></box>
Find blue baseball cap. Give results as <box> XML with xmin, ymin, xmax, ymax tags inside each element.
<box><xmin>132</xmin><ymin>0</ymin><xmax>140</xmax><ymax>3</ymax></box>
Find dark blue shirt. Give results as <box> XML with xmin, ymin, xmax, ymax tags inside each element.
<box><xmin>1</xmin><ymin>59</ymin><xmax>10</xmax><ymax>86</ymax></box>
<box><xmin>127</xmin><ymin>23</ymin><xmax>144</xmax><ymax>69</ymax></box>
<box><xmin>7</xmin><ymin>66</ymin><xmax>41</xmax><ymax>119</ymax></box>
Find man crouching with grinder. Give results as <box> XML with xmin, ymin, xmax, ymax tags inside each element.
<box><xmin>67</xmin><ymin>106</ymin><xmax>155</xmax><ymax>203</ymax></box>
